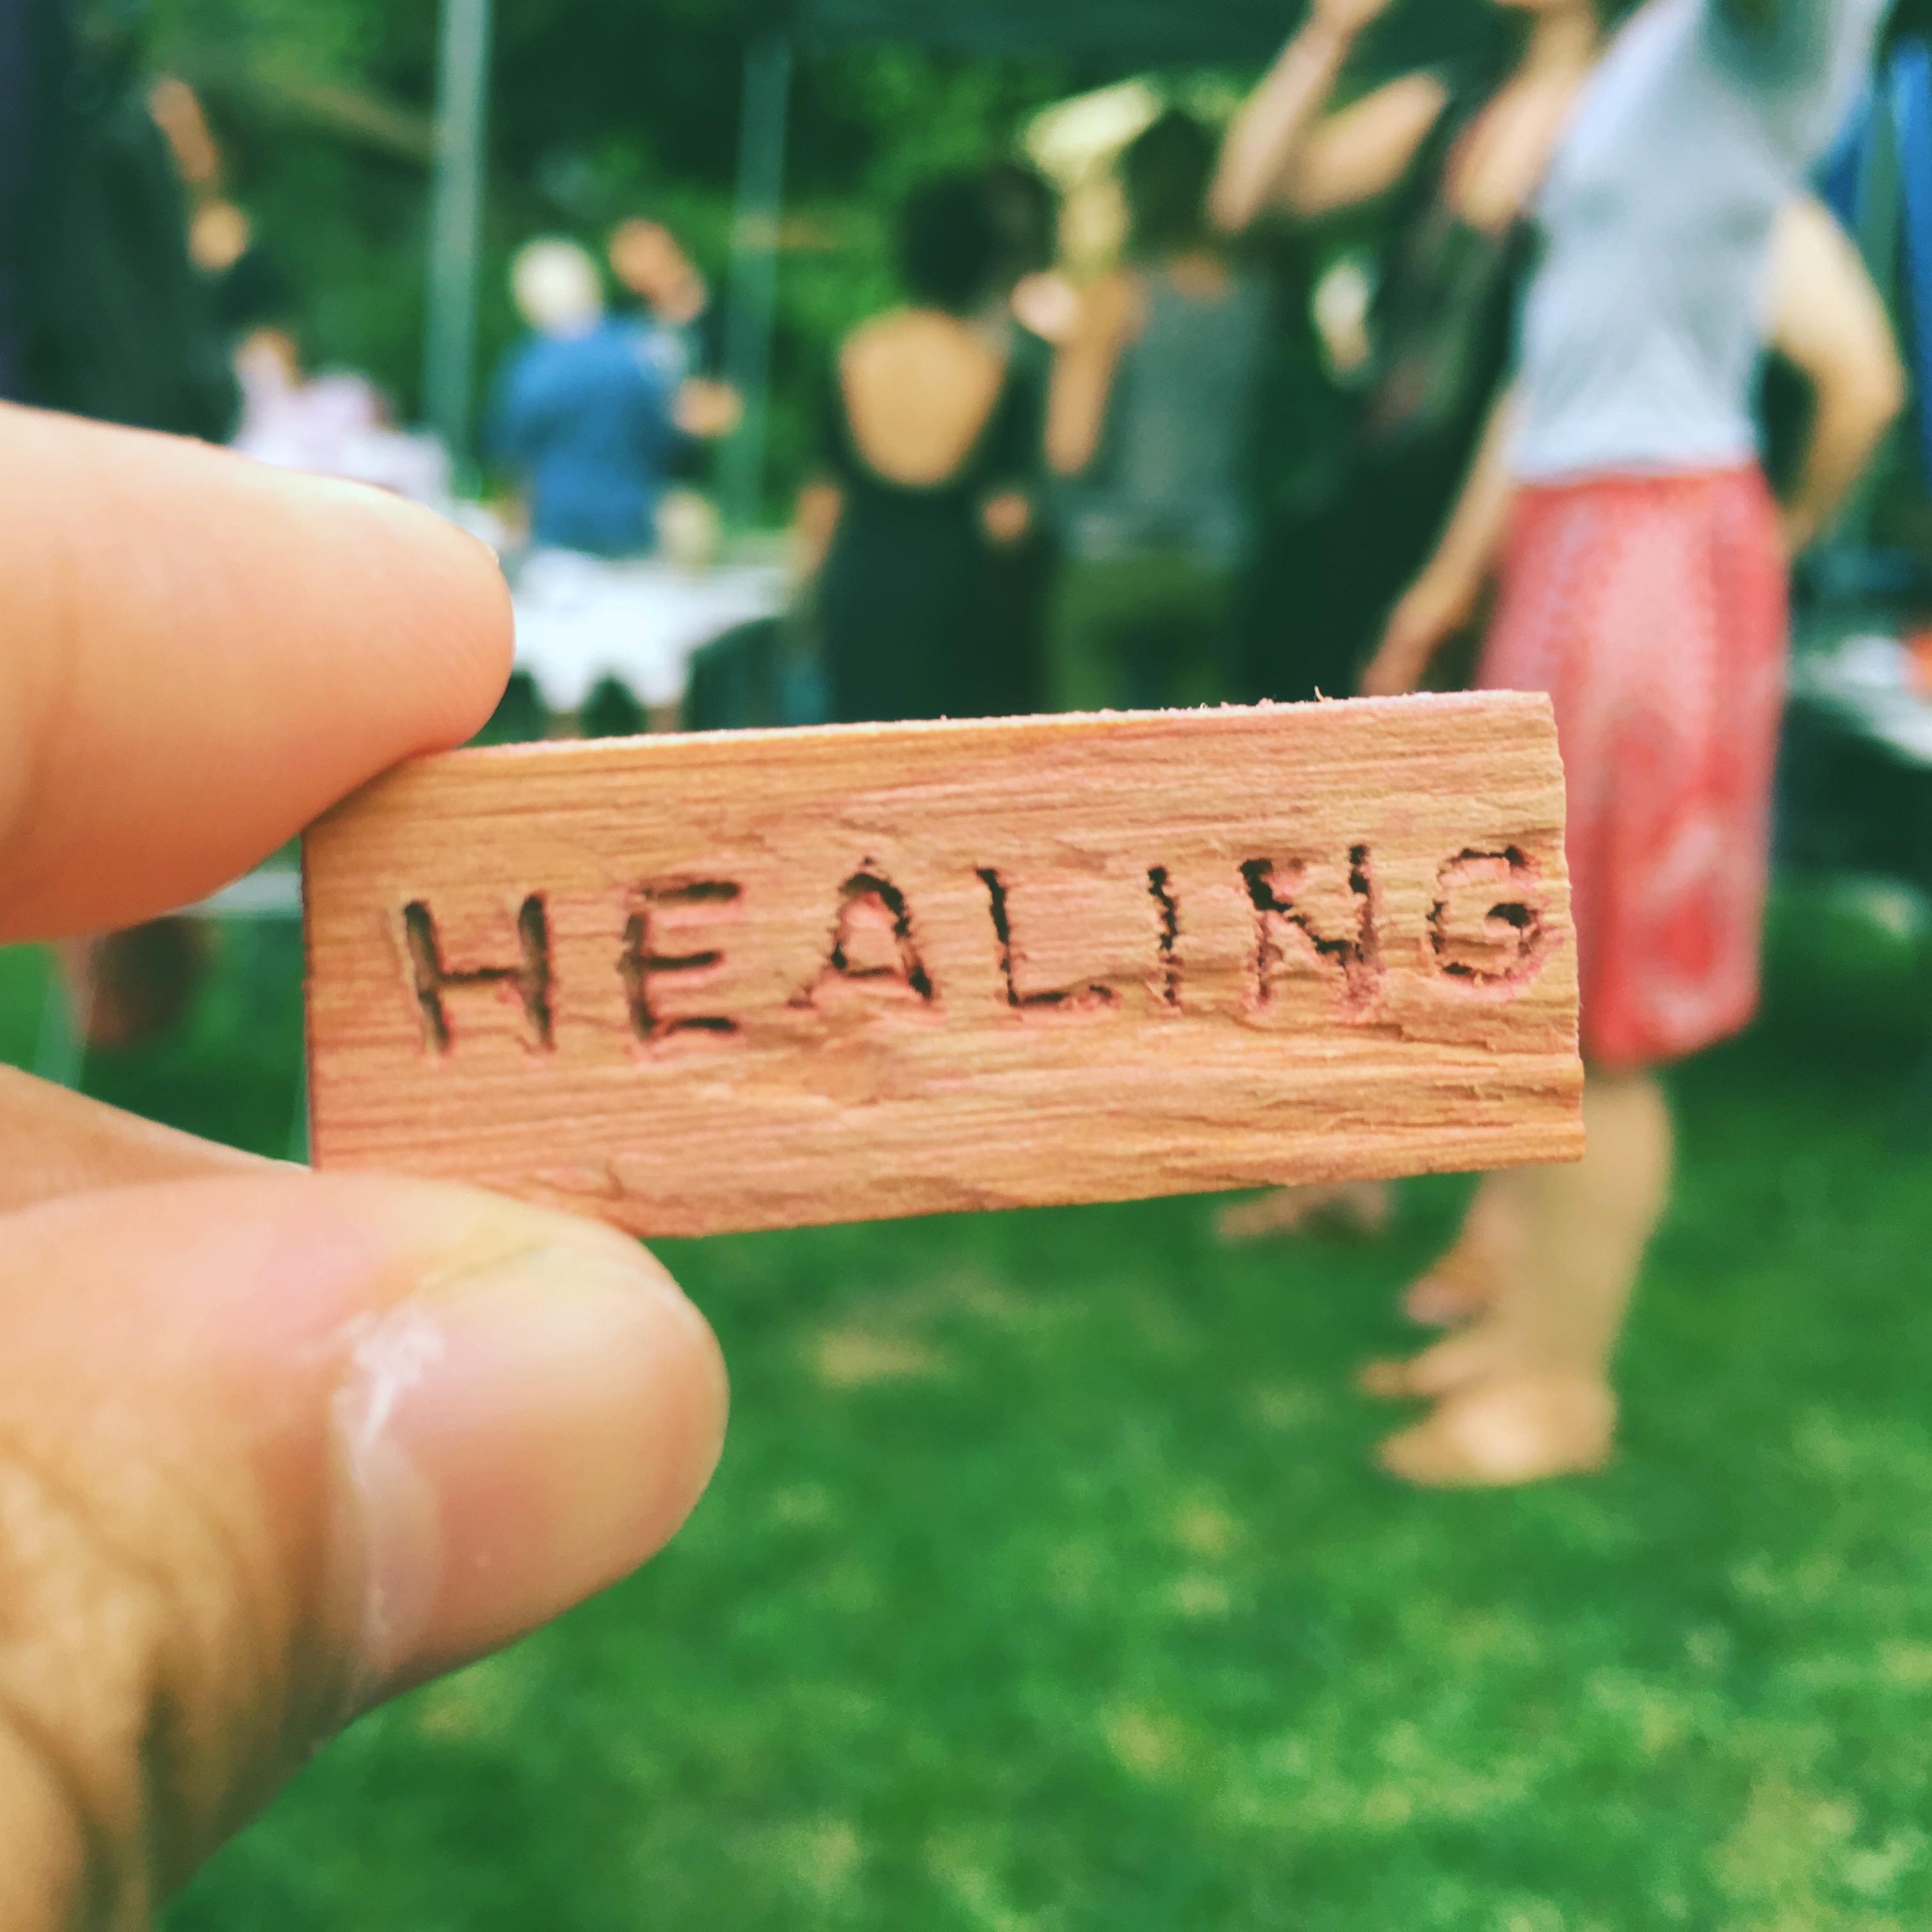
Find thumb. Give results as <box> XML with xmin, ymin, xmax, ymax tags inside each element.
<box><xmin>0</xmin><ymin>1171</ymin><xmax>727</xmax><ymax>1930</ymax></box>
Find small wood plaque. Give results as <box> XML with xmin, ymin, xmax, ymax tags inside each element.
<box><xmin>303</xmin><ymin>696</ymin><xmax>1582</xmax><ymax>1237</ymax></box>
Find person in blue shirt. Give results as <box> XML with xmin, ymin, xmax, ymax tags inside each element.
<box><xmin>490</xmin><ymin>237</ymin><xmax>676</xmax><ymax>557</ymax></box>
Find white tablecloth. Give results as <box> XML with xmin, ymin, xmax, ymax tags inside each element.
<box><xmin>511</xmin><ymin>551</ymin><xmax>789</xmax><ymax>711</ymax></box>
<box><xmin>1789</xmin><ymin>636</ymin><xmax>1932</xmax><ymax>766</ymax></box>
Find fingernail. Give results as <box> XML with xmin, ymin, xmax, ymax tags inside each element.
<box><xmin>332</xmin><ymin>1241</ymin><xmax>726</xmax><ymax>1700</ymax></box>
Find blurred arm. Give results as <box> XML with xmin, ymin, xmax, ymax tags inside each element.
<box><xmin>1045</xmin><ymin>271</ymin><xmax>1135</xmax><ymax>478</ymax></box>
<box><xmin>673</xmin><ymin>377</ymin><xmax>743</xmax><ymax>440</ymax></box>
<box><xmin>794</xmin><ymin>480</ymin><xmax>842</xmax><ymax>579</ymax></box>
<box><xmin>1211</xmin><ymin>0</ymin><xmax>1446</xmax><ymax>233</ymax></box>
<box><xmin>1767</xmin><ymin>195</ymin><xmax>1904</xmax><ymax>552</ymax></box>
<box><xmin>1358</xmin><ymin>388</ymin><xmax>1520</xmax><ymax>696</ymax></box>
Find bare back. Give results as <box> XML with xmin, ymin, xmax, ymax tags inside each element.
<box><xmin>838</xmin><ymin>312</ymin><xmax>1008</xmax><ymax>487</ymax></box>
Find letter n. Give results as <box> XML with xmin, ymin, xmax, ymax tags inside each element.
<box><xmin>1241</xmin><ymin>847</ymin><xmax>1380</xmax><ymax>1010</ymax></box>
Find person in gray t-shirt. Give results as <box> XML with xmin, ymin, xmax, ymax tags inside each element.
<box><xmin>1517</xmin><ymin>0</ymin><xmax>1886</xmax><ymax>481</ymax></box>
<box><xmin>1046</xmin><ymin>111</ymin><xmax>1268</xmax><ymax>712</ymax></box>
<box><xmin>1358</xmin><ymin>0</ymin><xmax>1893</xmax><ymax>1489</ymax></box>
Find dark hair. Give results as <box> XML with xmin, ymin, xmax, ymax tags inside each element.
<box><xmin>896</xmin><ymin>174</ymin><xmax>1000</xmax><ymax>315</ymax></box>
<box><xmin>1885</xmin><ymin>0</ymin><xmax>1932</xmax><ymax>51</ymax></box>
<box><xmin>980</xmin><ymin>159</ymin><xmax>1058</xmax><ymax>286</ymax></box>
<box><xmin>1122</xmin><ymin>110</ymin><xmax>1217</xmax><ymax>255</ymax></box>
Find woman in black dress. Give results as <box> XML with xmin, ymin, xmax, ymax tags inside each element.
<box><xmin>802</xmin><ymin>175</ymin><xmax>1043</xmax><ymax>725</ymax></box>
<box><xmin>1210</xmin><ymin>0</ymin><xmax>1602</xmax><ymax>704</ymax></box>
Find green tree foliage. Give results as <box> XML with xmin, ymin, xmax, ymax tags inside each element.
<box><xmin>145</xmin><ymin>0</ymin><xmax>1072</xmax><ymax>503</ymax></box>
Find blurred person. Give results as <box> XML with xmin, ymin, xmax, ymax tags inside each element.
<box><xmin>800</xmin><ymin>173</ymin><xmax>1043</xmax><ymax>723</ymax></box>
<box><xmin>1210</xmin><ymin>0</ymin><xmax>1609</xmax><ymax>706</ymax></box>
<box><xmin>1353</xmin><ymin>0</ymin><xmax>1896</xmax><ymax>1486</ymax></box>
<box><xmin>493</xmin><ymin>240</ymin><xmax>702</xmax><ymax>734</ymax></box>
<box><xmin>1755</xmin><ymin>196</ymin><xmax>1912</xmax><ymax>556</ymax></box>
<box><xmin>1047</xmin><ymin>109</ymin><xmax>1268</xmax><ymax>712</ymax></box>
<box><xmin>146</xmin><ymin>70</ymin><xmax>235</xmax><ymax>277</ymax></box>
<box><xmin>5</xmin><ymin>3</ymin><xmax>243</xmax><ymax>1058</ymax></box>
<box><xmin>607</xmin><ymin>216</ymin><xmax>736</xmax><ymax>574</ymax></box>
<box><xmin>608</xmin><ymin>215</ymin><xmax>741</xmax><ymax>442</ymax></box>
<box><xmin>6</xmin><ymin>0</ymin><xmax>235</xmax><ymax>437</ymax></box>
<box><xmin>145</xmin><ymin>71</ymin><xmax>218</xmax><ymax>190</ymax></box>
<box><xmin>0</xmin><ymin>399</ymin><xmax>727</xmax><ymax>1926</ymax></box>
<box><xmin>983</xmin><ymin>156</ymin><xmax>1071</xmax><ymax>346</ymax></box>
<box><xmin>231</xmin><ymin>326</ymin><xmax>453</xmax><ymax>506</ymax></box>
<box><xmin>491</xmin><ymin>236</ymin><xmax>679</xmax><ymax>558</ymax></box>
<box><xmin>981</xmin><ymin>158</ymin><xmax>1065</xmax><ymax>717</ymax></box>
<box><xmin>148</xmin><ymin>76</ymin><xmax>294</xmax><ymax>344</ymax></box>
<box><xmin>1218</xmin><ymin>189</ymin><xmax>1904</xmax><ymax>1251</ymax></box>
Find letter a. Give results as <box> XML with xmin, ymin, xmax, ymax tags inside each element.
<box><xmin>797</xmin><ymin>870</ymin><xmax>935</xmax><ymax>1007</ymax></box>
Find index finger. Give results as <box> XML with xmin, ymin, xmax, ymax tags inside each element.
<box><xmin>0</xmin><ymin>405</ymin><xmax>513</xmax><ymax>942</ymax></box>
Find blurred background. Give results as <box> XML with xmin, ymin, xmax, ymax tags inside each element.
<box><xmin>12</xmin><ymin>0</ymin><xmax>1932</xmax><ymax>1921</ymax></box>
<box><xmin>107</xmin><ymin>0</ymin><xmax>1497</xmax><ymax>507</ymax></box>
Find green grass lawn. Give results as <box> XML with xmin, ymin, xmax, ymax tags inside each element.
<box><xmin>11</xmin><ymin>887</ymin><xmax>1932</xmax><ymax>1931</ymax></box>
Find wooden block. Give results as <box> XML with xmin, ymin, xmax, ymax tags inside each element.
<box><xmin>303</xmin><ymin>695</ymin><xmax>1582</xmax><ymax>1237</ymax></box>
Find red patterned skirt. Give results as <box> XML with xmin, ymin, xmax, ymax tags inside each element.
<box><xmin>1477</xmin><ymin>467</ymin><xmax>1787</xmax><ymax>1070</ymax></box>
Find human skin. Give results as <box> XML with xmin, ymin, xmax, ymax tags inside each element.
<box><xmin>0</xmin><ymin>403</ymin><xmax>730</xmax><ymax>1929</ymax></box>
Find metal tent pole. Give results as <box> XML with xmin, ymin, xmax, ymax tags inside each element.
<box><xmin>423</xmin><ymin>0</ymin><xmax>495</xmax><ymax>472</ymax></box>
<box><xmin>720</xmin><ymin>28</ymin><xmax>794</xmax><ymax>532</ymax></box>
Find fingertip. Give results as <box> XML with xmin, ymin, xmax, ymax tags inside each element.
<box><xmin>319</xmin><ymin>481</ymin><xmax>515</xmax><ymax>754</ymax></box>
<box><xmin>0</xmin><ymin>412</ymin><xmax>519</xmax><ymax>937</ymax></box>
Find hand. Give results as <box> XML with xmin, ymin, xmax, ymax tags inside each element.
<box><xmin>981</xmin><ymin>489</ymin><xmax>1033</xmax><ymax>546</ymax></box>
<box><xmin>0</xmin><ymin>405</ymin><xmax>729</xmax><ymax>1929</ymax></box>
<box><xmin>1010</xmin><ymin>271</ymin><xmax>1083</xmax><ymax>347</ymax></box>
<box><xmin>793</xmin><ymin>479</ymin><xmax>842</xmax><ymax>582</ymax></box>
<box><xmin>1359</xmin><ymin>568</ymin><xmax>1479</xmax><ymax>696</ymax></box>
<box><xmin>1778</xmin><ymin>502</ymin><xmax>1821</xmax><ymax>561</ymax></box>
<box><xmin>673</xmin><ymin>376</ymin><xmax>743</xmax><ymax>441</ymax></box>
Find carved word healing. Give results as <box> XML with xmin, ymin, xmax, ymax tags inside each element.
<box><xmin>399</xmin><ymin>847</ymin><xmax>1547</xmax><ymax>1056</ymax></box>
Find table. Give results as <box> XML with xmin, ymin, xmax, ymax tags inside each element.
<box><xmin>1788</xmin><ymin>634</ymin><xmax>1932</xmax><ymax>764</ymax></box>
<box><xmin>510</xmin><ymin>551</ymin><xmax>790</xmax><ymax>714</ymax></box>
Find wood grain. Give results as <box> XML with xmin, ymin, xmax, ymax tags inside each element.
<box><xmin>303</xmin><ymin>695</ymin><xmax>1582</xmax><ymax>1236</ymax></box>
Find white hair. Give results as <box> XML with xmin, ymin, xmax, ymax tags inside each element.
<box><xmin>511</xmin><ymin>238</ymin><xmax>604</xmax><ymax>336</ymax></box>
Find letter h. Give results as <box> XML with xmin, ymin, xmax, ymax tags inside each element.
<box><xmin>402</xmin><ymin>896</ymin><xmax>554</xmax><ymax>1053</ymax></box>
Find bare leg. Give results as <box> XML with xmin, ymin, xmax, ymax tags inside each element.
<box><xmin>1398</xmin><ymin>1174</ymin><xmax>1520</xmax><ymax>1326</ymax></box>
<box><xmin>1367</xmin><ymin>1070</ymin><xmax>1671</xmax><ymax>1486</ymax></box>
